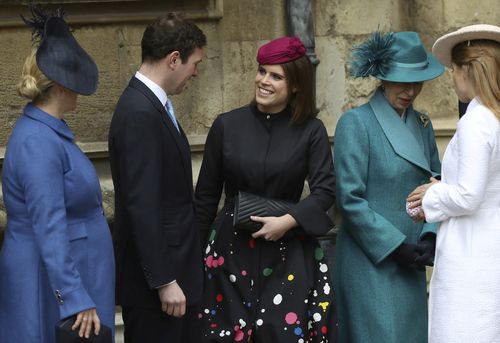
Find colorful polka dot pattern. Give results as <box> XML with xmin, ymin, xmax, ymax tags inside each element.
<box><xmin>199</xmin><ymin>219</ymin><xmax>334</xmax><ymax>342</ymax></box>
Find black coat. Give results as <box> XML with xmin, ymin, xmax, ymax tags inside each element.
<box><xmin>194</xmin><ymin>105</ymin><xmax>337</xmax><ymax>342</ymax></box>
<box><xmin>195</xmin><ymin>105</ymin><xmax>336</xmax><ymax>237</ymax></box>
<box><xmin>108</xmin><ymin>77</ymin><xmax>203</xmax><ymax>308</ymax></box>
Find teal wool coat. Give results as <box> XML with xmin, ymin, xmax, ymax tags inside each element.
<box><xmin>333</xmin><ymin>89</ymin><xmax>441</xmax><ymax>343</ymax></box>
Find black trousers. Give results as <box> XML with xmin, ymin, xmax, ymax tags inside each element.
<box><xmin>122</xmin><ymin>305</ymin><xmax>201</xmax><ymax>343</ymax></box>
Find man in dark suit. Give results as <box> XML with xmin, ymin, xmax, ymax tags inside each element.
<box><xmin>108</xmin><ymin>13</ymin><xmax>206</xmax><ymax>342</ymax></box>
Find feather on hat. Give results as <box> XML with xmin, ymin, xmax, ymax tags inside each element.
<box><xmin>349</xmin><ymin>31</ymin><xmax>396</xmax><ymax>78</ymax></box>
<box><xmin>21</xmin><ymin>5</ymin><xmax>66</xmax><ymax>44</ymax></box>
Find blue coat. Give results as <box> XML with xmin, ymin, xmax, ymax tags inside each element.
<box><xmin>0</xmin><ymin>104</ymin><xmax>115</xmax><ymax>343</ymax></box>
<box><xmin>333</xmin><ymin>89</ymin><xmax>441</xmax><ymax>343</ymax></box>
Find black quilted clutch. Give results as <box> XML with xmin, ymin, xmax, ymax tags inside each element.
<box><xmin>233</xmin><ymin>191</ymin><xmax>295</xmax><ymax>232</ymax></box>
<box><xmin>56</xmin><ymin>316</ymin><xmax>112</xmax><ymax>343</ymax></box>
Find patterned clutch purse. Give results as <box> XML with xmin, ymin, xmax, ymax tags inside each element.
<box><xmin>406</xmin><ymin>201</ymin><xmax>423</xmax><ymax>221</ymax></box>
<box><xmin>233</xmin><ymin>191</ymin><xmax>295</xmax><ymax>232</ymax></box>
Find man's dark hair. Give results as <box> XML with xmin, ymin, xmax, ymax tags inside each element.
<box><xmin>141</xmin><ymin>12</ymin><xmax>206</xmax><ymax>64</ymax></box>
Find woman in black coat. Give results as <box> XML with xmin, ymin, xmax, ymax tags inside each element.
<box><xmin>194</xmin><ymin>36</ymin><xmax>336</xmax><ymax>342</ymax></box>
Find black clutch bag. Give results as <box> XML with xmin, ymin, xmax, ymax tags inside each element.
<box><xmin>56</xmin><ymin>316</ymin><xmax>112</xmax><ymax>343</ymax></box>
<box><xmin>233</xmin><ymin>191</ymin><xmax>295</xmax><ymax>232</ymax></box>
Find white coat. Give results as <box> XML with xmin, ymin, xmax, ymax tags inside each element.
<box><xmin>423</xmin><ymin>98</ymin><xmax>500</xmax><ymax>343</ymax></box>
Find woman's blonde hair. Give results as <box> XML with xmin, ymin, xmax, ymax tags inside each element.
<box><xmin>17</xmin><ymin>49</ymin><xmax>54</xmax><ymax>102</ymax></box>
<box><xmin>452</xmin><ymin>39</ymin><xmax>500</xmax><ymax>120</ymax></box>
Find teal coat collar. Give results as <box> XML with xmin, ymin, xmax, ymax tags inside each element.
<box><xmin>24</xmin><ymin>103</ymin><xmax>75</xmax><ymax>141</ymax></box>
<box><xmin>369</xmin><ymin>88</ymin><xmax>431</xmax><ymax>172</ymax></box>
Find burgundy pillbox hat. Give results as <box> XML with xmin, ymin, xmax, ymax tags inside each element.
<box><xmin>256</xmin><ymin>36</ymin><xmax>307</xmax><ymax>65</ymax></box>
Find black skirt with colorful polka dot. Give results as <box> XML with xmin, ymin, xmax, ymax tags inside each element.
<box><xmin>197</xmin><ymin>209</ymin><xmax>336</xmax><ymax>343</ymax></box>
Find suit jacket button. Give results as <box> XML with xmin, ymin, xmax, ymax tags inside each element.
<box><xmin>54</xmin><ymin>290</ymin><xmax>64</xmax><ymax>304</ymax></box>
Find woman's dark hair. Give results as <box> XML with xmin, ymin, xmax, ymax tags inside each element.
<box><xmin>281</xmin><ymin>54</ymin><xmax>316</xmax><ymax>124</ymax></box>
<box><xmin>141</xmin><ymin>12</ymin><xmax>207</xmax><ymax>64</ymax></box>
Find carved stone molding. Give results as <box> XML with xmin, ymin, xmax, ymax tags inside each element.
<box><xmin>0</xmin><ymin>0</ymin><xmax>223</xmax><ymax>26</ymax></box>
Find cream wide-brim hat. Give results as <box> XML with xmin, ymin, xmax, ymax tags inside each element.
<box><xmin>432</xmin><ymin>24</ymin><xmax>500</xmax><ymax>67</ymax></box>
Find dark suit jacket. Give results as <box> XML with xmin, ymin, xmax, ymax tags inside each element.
<box><xmin>108</xmin><ymin>77</ymin><xmax>203</xmax><ymax>309</ymax></box>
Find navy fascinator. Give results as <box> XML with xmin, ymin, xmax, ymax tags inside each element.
<box><xmin>21</xmin><ymin>5</ymin><xmax>99</xmax><ymax>95</ymax></box>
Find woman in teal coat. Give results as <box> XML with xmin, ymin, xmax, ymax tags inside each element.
<box><xmin>333</xmin><ymin>32</ymin><xmax>443</xmax><ymax>343</ymax></box>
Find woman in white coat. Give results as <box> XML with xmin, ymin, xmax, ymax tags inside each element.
<box><xmin>408</xmin><ymin>24</ymin><xmax>500</xmax><ymax>342</ymax></box>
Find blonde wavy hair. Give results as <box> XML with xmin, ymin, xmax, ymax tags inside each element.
<box><xmin>452</xmin><ymin>39</ymin><xmax>500</xmax><ymax>120</ymax></box>
<box><xmin>17</xmin><ymin>49</ymin><xmax>54</xmax><ymax>102</ymax></box>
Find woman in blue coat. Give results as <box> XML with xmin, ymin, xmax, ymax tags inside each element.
<box><xmin>333</xmin><ymin>32</ymin><xmax>443</xmax><ymax>343</ymax></box>
<box><xmin>0</xmin><ymin>8</ymin><xmax>115</xmax><ymax>342</ymax></box>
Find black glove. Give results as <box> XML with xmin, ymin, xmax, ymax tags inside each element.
<box><xmin>391</xmin><ymin>243</ymin><xmax>425</xmax><ymax>271</ymax></box>
<box><xmin>415</xmin><ymin>234</ymin><xmax>436</xmax><ymax>267</ymax></box>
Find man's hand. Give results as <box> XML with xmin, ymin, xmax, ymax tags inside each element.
<box><xmin>158</xmin><ymin>281</ymin><xmax>186</xmax><ymax>318</ymax></box>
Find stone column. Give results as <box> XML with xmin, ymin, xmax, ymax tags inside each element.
<box><xmin>286</xmin><ymin>0</ymin><xmax>319</xmax><ymax>110</ymax></box>
<box><xmin>286</xmin><ymin>0</ymin><xmax>318</xmax><ymax>65</ymax></box>
<box><xmin>287</xmin><ymin>0</ymin><xmax>336</xmax><ymax>267</ymax></box>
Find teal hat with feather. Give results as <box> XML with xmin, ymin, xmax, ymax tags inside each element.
<box><xmin>349</xmin><ymin>31</ymin><xmax>444</xmax><ymax>82</ymax></box>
